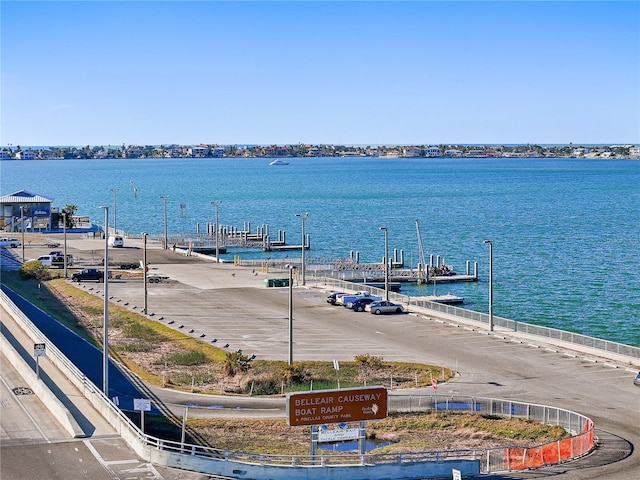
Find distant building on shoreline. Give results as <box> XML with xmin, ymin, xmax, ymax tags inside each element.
<box><xmin>0</xmin><ymin>143</ymin><xmax>637</xmax><ymax>160</ymax></box>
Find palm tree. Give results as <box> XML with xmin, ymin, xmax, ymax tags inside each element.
<box><xmin>62</xmin><ymin>204</ymin><xmax>78</xmax><ymax>228</ymax></box>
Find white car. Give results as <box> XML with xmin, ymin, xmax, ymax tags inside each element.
<box><xmin>365</xmin><ymin>301</ymin><xmax>405</xmax><ymax>315</ymax></box>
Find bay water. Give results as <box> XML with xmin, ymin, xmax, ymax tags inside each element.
<box><xmin>1</xmin><ymin>157</ymin><xmax>638</xmax><ymax>346</ymax></box>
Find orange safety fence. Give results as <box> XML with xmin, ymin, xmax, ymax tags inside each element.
<box><xmin>505</xmin><ymin>419</ymin><xmax>595</xmax><ymax>470</ymax></box>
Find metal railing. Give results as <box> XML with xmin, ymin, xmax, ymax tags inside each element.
<box><xmin>314</xmin><ymin>276</ymin><xmax>640</xmax><ymax>362</ymax></box>
<box><xmin>1</xmin><ymin>287</ymin><xmax>596</xmax><ymax>476</ymax></box>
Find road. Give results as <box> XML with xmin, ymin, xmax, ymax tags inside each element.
<box><xmin>1</xmin><ymin>236</ymin><xmax>639</xmax><ymax>479</ymax></box>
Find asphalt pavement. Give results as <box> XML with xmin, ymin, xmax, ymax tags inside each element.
<box><xmin>2</xmin><ymin>235</ymin><xmax>640</xmax><ymax>480</ymax></box>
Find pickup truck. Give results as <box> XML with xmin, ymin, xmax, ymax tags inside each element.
<box><xmin>71</xmin><ymin>268</ymin><xmax>104</xmax><ymax>282</ymax></box>
<box><xmin>0</xmin><ymin>238</ymin><xmax>21</xmax><ymax>248</ymax></box>
<box><xmin>334</xmin><ymin>291</ymin><xmax>382</xmax><ymax>306</ymax></box>
<box><xmin>33</xmin><ymin>253</ymin><xmax>74</xmax><ymax>268</ymax></box>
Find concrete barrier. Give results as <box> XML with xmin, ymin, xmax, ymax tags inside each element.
<box><xmin>0</xmin><ymin>330</ymin><xmax>85</xmax><ymax>438</ymax></box>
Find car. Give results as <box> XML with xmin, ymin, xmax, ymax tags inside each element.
<box><xmin>326</xmin><ymin>292</ymin><xmax>346</xmax><ymax>305</ymax></box>
<box><xmin>347</xmin><ymin>297</ymin><xmax>377</xmax><ymax>312</ymax></box>
<box><xmin>634</xmin><ymin>372</ymin><xmax>640</xmax><ymax>387</ymax></box>
<box><xmin>338</xmin><ymin>292</ymin><xmax>382</xmax><ymax>307</ymax></box>
<box><xmin>365</xmin><ymin>301</ymin><xmax>405</xmax><ymax>315</ymax></box>
<box><xmin>71</xmin><ymin>268</ymin><xmax>105</xmax><ymax>282</ymax></box>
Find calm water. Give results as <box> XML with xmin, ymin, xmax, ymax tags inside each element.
<box><xmin>1</xmin><ymin>157</ymin><xmax>639</xmax><ymax>346</ymax></box>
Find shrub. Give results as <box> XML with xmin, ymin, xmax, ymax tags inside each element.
<box><xmin>19</xmin><ymin>260</ymin><xmax>51</xmax><ymax>280</ymax></box>
<box><xmin>223</xmin><ymin>351</ymin><xmax>254</xmax><ymax>377</ymax></box>
<box><xmin>280</xmin><ymin>364</ymin><xmax>309</xmax><ymax>385</ymax></box>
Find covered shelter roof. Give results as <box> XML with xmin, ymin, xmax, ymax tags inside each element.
<box><xmin>0</xmin><ymin>190</ymin><xmax>53</xmax><ymax>204</ymax></box>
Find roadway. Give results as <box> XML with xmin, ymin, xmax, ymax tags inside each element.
<box><xmin>1</xmin><ymin>237</ymin><xmax>639</xmax><ymax>479</ymax></box>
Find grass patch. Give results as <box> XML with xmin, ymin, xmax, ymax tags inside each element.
<box><xmin>162</xmin><ymin>350</ymin><xmax>208</xmax><ymax>366</ymax></box>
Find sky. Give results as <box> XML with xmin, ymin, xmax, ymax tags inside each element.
<box><xmin>1</xmin><ymin>1</ymin><xmax>639</xmax><ymax>147</ymax></box>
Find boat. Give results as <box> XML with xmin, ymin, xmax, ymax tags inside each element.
<box><xmin>269</xmin><ymin>159</ymin><xmax>289</xmax><ymax>166</ymax></box>
<box><xmin>416</xmin><ymin>293</ymin><xmax>464</xmax><ymax>305</ymax></box>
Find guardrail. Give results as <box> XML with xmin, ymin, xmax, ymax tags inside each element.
<box><xmin>1</xmin><ymin>287</ymin><xmax>597</xmax><ymax>478</ymax></box>
<box><xmin>315</xmin><ymin>276</ymin><xmax>640</xmax><ymax>363</ymax></box>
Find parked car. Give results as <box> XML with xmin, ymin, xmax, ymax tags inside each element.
<box><xmin>634</xmin><ymin>372</ymin><xmax>640</xmax><ymax>387</ymax></box>
<box><xmin>0</xmin><ymin>237</ymin><xmax>21</xmax><ymax>248</ymax></box>
<box><xmin>72</xmin><ymin>268</ymin><xmax>104</xmax><ymax>282</ymax></box>
<box><xmin>347</xmin><ymin>297</ymin><xmax>377</xmax><ymax>312</ymax></box>
<box><xmin>365</xmin><ymin>301</ymin><xmax>405</xmax><ymax>315</ymax></box>
<box><xmin>338</xmin><ymin>292</ymin><xmax>382</xmax><ymax>307</ymax></box>
<box><xmin>326</xmin><ymin>292</ymin><xmax>346</xmax><ymax>305</ymax></box>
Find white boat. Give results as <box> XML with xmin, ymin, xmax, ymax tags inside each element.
<box><xmin>269</xmin><ymin>159</ymin><xmax>289</xmax><ymax>166</ymax></box>
<box><xmin>417</xmin><ymin>293</ymin><xmax>464</xmax><ymax>305</ymax></box>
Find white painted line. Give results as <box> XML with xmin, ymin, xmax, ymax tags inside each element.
<box><xmin>527</xmin><ymin>344</ymin><xmax>540</xmax><ymax>348</ymax></box>
<box><xmin>603</xmin><ymin>363</ymin><xmax>619</xmax><ymax>369</ymax></box>
<box><xmin>83</xmin><ymin>440</ymin><xmax>118</xmax><ymax>477</ymax></box>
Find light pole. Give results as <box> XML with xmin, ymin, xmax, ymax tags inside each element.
<box><xmin>380</xmin><ymin>227</ymin><xmax>389</xmax><ymax>301</ymax></box>
<box><xmin>295</xmin><ymin>212</ymin><xmax>309</xmax><ymax>285</ymax></box>
<box><xmin>142</xmin><ymin>233</ymin><xmax>148</xmax><ymax>314</ymax></box>
<box><xmin>100</xmin><ymin>206</ymin><xmax>110</xmax><ymax>396</ymax></box>
<box><xmin>109</xmin><ymin>188</ymin><xmax>118</xmax><ymax>235</ymax></box>
<box><xmin>210</xmin><ymin>201</ymin><xmax>221</xmax><ymax>263</ymax></box>
<box><xmin>62</xmin><ymin>211</ymin><xmax>68</xmax><ymax>279</ymax></box>
<box><xmin>160</xmin><ymin>195</ymin><xmax>169</xmax><ymax>249</ymax></box>
<box><xmin>287</xmin><ymin>264</ymin><xmax>297</xmax><ymax>365</ymax></box>
<box><xmin>484</xmin><ymin>239</ymin><xmax>493</xmax><ymax>332</ymax></box>
<box><xmin>19</xmin><ymin>206</ymin><xmax>25</xmax><ymax>262</ymax></box>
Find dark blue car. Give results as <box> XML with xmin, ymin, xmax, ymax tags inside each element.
<box><xmin>347</xmin><ymin>297</ymin><xmax>377</xmax><ymax>312</ymax></box>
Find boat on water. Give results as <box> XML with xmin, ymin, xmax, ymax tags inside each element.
<box><xmin>417</xmin><ymin>293</ymin><xmax>464</xmax><ymax>305</ymax></box>
<box><xmin>269</xmin><ymin>159</ymin><xmax>290</xmax><ymax>166</ymax></box>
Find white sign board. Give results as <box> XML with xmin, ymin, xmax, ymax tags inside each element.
<box><xmin>34</xmin><ymin>343</ymin><xmax>46</xmax><ymax>357</ymax></box>
<box><xmin>134</xmin><ymin>398</ymin><xmax>151</xmax><ymax>412</ymax></box>
<box><xmin>318</xmin><ymin>427</ymin><xmax>359</xmax><ymax>443</ymax></box>
<box><xmin>452</xmin><ymin>468</ymin><xmax>462</xmax><ymax>480</ymax></box>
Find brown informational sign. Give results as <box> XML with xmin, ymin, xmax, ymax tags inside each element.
<box><xmin>287</xmin><ymin>386</ymin><xmax>388</xmax><ymax>426</ymax></box>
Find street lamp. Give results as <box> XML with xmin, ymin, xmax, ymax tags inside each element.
<box><xmin>295</xmin><ymin>212</ymin><xmax>309</xmax><ymax>285</ymax></box>
<box><xmin>109</xmin><ymin>188</ymin><xmax>118</xmax><ymax>234</ymax></box>
<box><xmin>62</xmin><ymin>211</ymin><xmax>68</xmax><ymax>279</ymax></box>
<box><xmin>380</xmin><ymin>227</ymin><xmax>389</xmax><ymax>301</ymax></box>
<box><xmin>287</xmin><ymin>264</ymin><xmax>297</xmax><ymax>365</ymax></box>
<box><xmin>142</xmin><ymin>233</ymin><xmax>148</xmax><ymax>314</ymax></box>
<box><xmin>210</xmin><ymin>201</ymin><xmax>221</xmax><ymax>263</ymax></box>
<box><xmin>160</xmin><ymin>195</ymin><xmax>169</xmax><ymax>249</ymax></box>
<box><xmin>100</xmin><ymin>206</ymin><xmax>110</xmax><ymax>396</ymax></box>
<box><xmin>19</xmin><ymin>206</ymin><xmax>25</xmax><ymax>262</ymax></box>
<box><xmin>484</xmin><ymin>239</ymin><xmax>493</xmax><ymax>332</ymax></box>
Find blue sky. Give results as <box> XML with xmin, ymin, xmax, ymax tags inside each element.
<box><xmin>2</xmin><ymin>1</ymin><xmax>639</xmax><ymax>146</ymax></box>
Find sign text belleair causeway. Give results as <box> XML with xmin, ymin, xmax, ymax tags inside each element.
<box><xmin>286</xmin><ymin>386</ymin><xmax>388</xmax><ymax>427</ymax></box>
